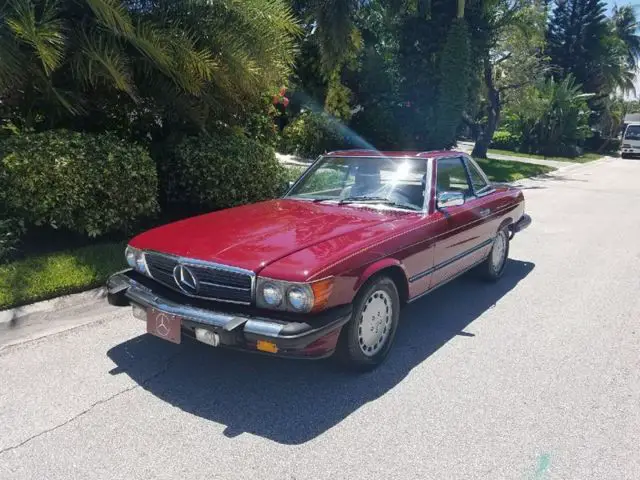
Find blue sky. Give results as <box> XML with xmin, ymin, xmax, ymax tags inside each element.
<box><xmin>606</xmin><ymin>1</ymin><xmax>640</xmax><ymax>12</ymax></box>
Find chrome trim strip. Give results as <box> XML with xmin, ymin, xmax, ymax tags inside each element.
<box><xmin>408</xmin><ymin>238</ymin><xmax>494</xmax><ymax>283</ymax></box>
<box><xmin>109</xmin><ymin>273</ymin><xmax>285</xmax><ymax>338</ymax></box>
<box><xmin>408</xmin><ymin>256</ymin><xmax>489</xmax><ymax>303</ymax></box>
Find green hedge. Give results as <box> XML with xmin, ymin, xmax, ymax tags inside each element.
<box><xmin>0</xmin><ymin>131</ymin><xmax>158</xmax><ymax>238</ymax></box>
<box><xmin>161</xmin><ymin>132</ymin><xmax>287</xmax><ymax>210</ymax></box>
<box><xmin>0</xmin><ymin>217</ymin><xmax>25</xmax><ymax>263</ymax></box>
<box><xmin>281</xmin><ymin>112</ymin><xmax>344</xmax><ymax>158</ymax></box>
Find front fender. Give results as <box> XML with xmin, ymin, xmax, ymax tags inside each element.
<box><xmin>354</xmin><ymin>258</ymin><xmax>409</xmax><ymax>300</ymax></box>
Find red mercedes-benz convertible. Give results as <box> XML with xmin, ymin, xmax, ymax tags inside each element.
<box><xmin>107</xmin><ymin>150</ymin><xmax>531</xmax><ymax>370</ymax></box>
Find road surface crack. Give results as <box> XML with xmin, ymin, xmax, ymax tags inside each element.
<box><xmin>0</xmin><ymin>351</ymin><xmax>183</xmax><ymax>456</ymax></box>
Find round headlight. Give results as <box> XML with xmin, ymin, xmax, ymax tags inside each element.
<box><xmin>134</xmin><ymin>253</ymin><xmax>148</xmax><ymax>274</ymax></box>
<box><xmin>125</xmin><ymin>246</ymin><xmax>137</xmax><ymax>268</ymax></box>
<box><xmin>262</xmin><ymin>283</ymin><xmax>283</xmax><ymax>306</ymax></box>
<box><xmin>287</xmin><ymin>286</ymin><xmax>313</xmax><ymax>312</ymax></box>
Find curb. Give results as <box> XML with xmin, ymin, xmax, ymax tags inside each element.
<box><xmin>0</xmin><ymin>287</ymin><xmax>107</xmax><ymax>327</ymax></box>
<box><xmin>0</xmin><ymin>286</ymin><xmax>119</xmax><ymax>352</ymax></box>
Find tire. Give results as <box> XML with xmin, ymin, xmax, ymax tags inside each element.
<box><xmin>621</xmin><ymin>153</ymin><xmax>629</xmax><ymax>159</ymax></box>
<box><xmin>478</xmin><ymin>227</ymin><xmax>510</xmax><ymax>282</ymax></box>
<box><xmin>336</xmin><ymin>276</ymin><xmax>400</xmax><ymax>372</ymax></box>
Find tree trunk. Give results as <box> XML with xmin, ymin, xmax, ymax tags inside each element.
<box><xmin>471</xmin><ymin>58</ymin><xmax>500</xmax><ymax>159</ymax></box>
<box><xmin>457</xmin><ymin>0</ymin><xmax>465</xmax><ymax>18</ymax></box>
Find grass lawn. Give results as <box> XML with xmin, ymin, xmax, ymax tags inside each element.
<box><xmin>488</xmin><ymin>148</ymin><xmax>601</xmax><ymax>163</ymax></box>
<box><xmin>475</xmin><ymin>157</ymin><xmax>555</xmax><ymax>182</ymax></box>
<box><xmin>0</xmin><ymin>241</ymin><xmax>126</xmax><ymax>310</ymax></box>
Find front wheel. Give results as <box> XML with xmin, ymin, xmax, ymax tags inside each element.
<box><xmin>336</xmin><ymin>276</ymin><xmax>400</xmax><ymax>371</ymax></box>
<box><xmin>478</xmin><ymin>228</ymin><xmax>510</xmax><ymax>281</ymax></box>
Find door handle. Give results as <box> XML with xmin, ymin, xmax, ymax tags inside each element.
<box><xmin>479</xmin><ymin>208</ymin><xmax>491</xmax><ymax>217</ymax></box>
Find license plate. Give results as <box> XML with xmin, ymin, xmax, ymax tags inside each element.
<box><xmin>146</xmin><ymin>308</ymin><xmax>181</xmax><ymax>344</ymax></box>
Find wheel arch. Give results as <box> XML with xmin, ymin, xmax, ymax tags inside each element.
<box><xmin>354</xmin><ymin>259</ymin><xmax>410</xmax><ymax>305</ymax></box>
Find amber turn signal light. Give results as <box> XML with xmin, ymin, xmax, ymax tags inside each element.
<box><xmin>311</xmin><ymin>278</ymin><xmax>334</xmax><ymax>313</ymax></box>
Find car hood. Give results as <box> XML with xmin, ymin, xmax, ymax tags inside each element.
<box><xmin>130</xmin><ymin>199</ymin><xmax>409</xmax><ymax>273</ymax></box>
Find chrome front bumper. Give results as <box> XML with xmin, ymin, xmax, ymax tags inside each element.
<box><xmin>106</xmin><ymin>270</ymin><xmax>351</xmax><ymax>354</ymax></box>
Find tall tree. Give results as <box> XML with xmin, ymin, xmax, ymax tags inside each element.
<box><xmin>289</xmin><ymin>0</ymin><xmax>363</xmax><ymax>119</ymax></box>
<box><xmin>612</xmin><ymin>5</ymin><xmax>640</xmax><ymax>70</ymax></box>
<box><xmin>470</xmin><ymin>0</ymin><xmax>548</xmax><ymax>158</ymax></box>
<box><xmin>547</xmin><ymin>0</ymin><xmax>610</xmax><ymax>93</ymax></box>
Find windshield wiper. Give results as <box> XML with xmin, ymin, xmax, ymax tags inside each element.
<box><xmin>311</xmin><ymin>197</ymin><xmax>336</xmax><ymax>203</ymax></box>
<box><xmin>338</xmin><ymin>196</ymin><xmax>421</xmax><ymax>211</ymax></box>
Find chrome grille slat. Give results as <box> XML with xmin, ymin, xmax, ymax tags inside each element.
<box><xmin>144</xmin><ymin>252</ymin><xmax>254</xmax><ymax>304</ymax></box>
<box><xmin>199</xmin><ymin>281</ymin><xmax>250</xmax><ymax>291</ymax></box>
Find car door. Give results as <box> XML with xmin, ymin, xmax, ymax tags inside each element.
<box><xmin>428</xmin><ymin>156</ymin><xmax>494</xmax><ymax>289</ymax></box>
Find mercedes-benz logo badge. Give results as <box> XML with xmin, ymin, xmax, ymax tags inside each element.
<box><xmin>173</xmin><ymin>264</ymin><xmax>199</xmax><ymax>295</ymax></box>
<box><xmin>155</xmin><ymin>313</ymin><xmax>170</xmax><ymax>337</ymax></box>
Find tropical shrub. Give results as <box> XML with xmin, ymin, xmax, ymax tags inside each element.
<box><xmin>0</xmin><ymin>131</ymin><xmax>158</xmax><ymax>237</ymax></box>
<box><xmin>504</xmin><ymin>76</ymin><xmax>592</xmax><ymax>157</ymax></box>
<box><xmin>162</xmin><ymin>132</ymin><xmax>287</xmax><ymax>211</ymax></box>
<box><xmin>490</xmin><ymin>130</ymin><xmax>521</xmax><ymax>151</ymax></box>
<box><xmin>281</xmin><ymin>112</ymin><xmax>345</xmax><ymax>159</ymax></box>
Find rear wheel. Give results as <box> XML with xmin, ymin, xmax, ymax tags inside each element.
<box><xmin>337</xmin><ymin>276</ymin><xmax>400</xmax><ymax>371</ymax></box>
<box><xmin>478</xmin><ymin>228</ymin><xmax>510</xmax><ymax>281</ymax></box>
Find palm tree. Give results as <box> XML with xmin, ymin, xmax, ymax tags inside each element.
<box><xmin>0</xmin><ymin>0</ymin><xmax>299</xmax><ymax>128</ymax></box>
<box><xmin>612</xmin><ymin>5</ymin><xmax>640</xmax><ymax>70</ymax></box>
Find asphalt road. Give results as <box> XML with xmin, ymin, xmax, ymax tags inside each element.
<box><xmin>1</xmin><ymin>157</ymin><xmax>639</xmax><ymax>480</ymax></box>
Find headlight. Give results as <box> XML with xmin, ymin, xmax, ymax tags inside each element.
<box><xmin>261</xmin><ymin>282</ymin><xmax>283</xmax><ymax>307</ymax></box>
<box><xmin>125</xmin><ymin>246</ymin><xmax>137</xmax><ymax>268</ymax></box>
<box><xmin>256</xmin><ymin>277</ymin><xmax>334</xmax><ymax>313</ymax></box>
<box><xmin>125</xmin><ymin>246</ymin><xmax>149</xmax><ymax>275</ymax></box>
<box><xmin>287</xmin><ymin>286</ymin><xmax>313</xmax><ymax>312</ymax></box>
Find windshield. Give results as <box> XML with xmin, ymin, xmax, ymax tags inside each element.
<box><xmin>286</xmin><ymin>156</ymin><xmax>428</xmax><ymax>211</ymax></box>
<box><xmin>624</xmin><ymin>124</ymin><xmax>640</xmax><ymax>140</ymax></box>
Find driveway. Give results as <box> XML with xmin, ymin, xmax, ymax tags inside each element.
<box><xmin>1</xmin><ymin>157</ymin><xmax>639</xmax><ymax>479</ymax></box>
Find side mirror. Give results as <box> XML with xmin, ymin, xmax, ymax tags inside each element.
<box><xmin>437</xmin><ymin>191</ymin><xmax>465</xmax><ymax>209</ymax></box>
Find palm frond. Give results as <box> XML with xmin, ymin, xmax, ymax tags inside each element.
<box><xmin>5</xmin><ymin>0</ymin><xmax>65</xmax><ymax>75</ymax></box>
<box><xmin>85</xmin><ymin>0</ymin><xmax>133</xmax><ymax>36</ymax></box>
<box><xmin>75</xmin><ymin>30</ymin><xmax>134</xmax><ymax>96</ymax></box>
<box><xmin>0</xmin><ymin>32</ymin><xmax>28</xmax><ymax>93</ymax></box>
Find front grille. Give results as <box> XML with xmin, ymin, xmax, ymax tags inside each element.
<box><xmin>144</xmin><ymin>252</ymin><xmax>253</xmax><ymax>304</ymax></box>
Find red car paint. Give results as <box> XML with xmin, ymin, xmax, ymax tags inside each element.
<box><xmin>129</xmin><ymin>150</ymin><xmax>526</xmax><ymax>356</ymax></box>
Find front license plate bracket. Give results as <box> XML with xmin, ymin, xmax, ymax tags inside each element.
<box><xmin>146</xmin><ymin>308</ymin><xmax>182</xmax><ymax>344</ymax></box>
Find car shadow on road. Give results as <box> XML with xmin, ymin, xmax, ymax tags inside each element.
<box><xmin>107</xmin><ymin>259</ymin><xmax>534</xmax><ymax>445</ymax></box>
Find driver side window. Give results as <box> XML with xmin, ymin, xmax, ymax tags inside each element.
<box><xmin>436</xmin><ymin>157</ymin><xmax>473</xmax><ymax>198</ymax></box>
